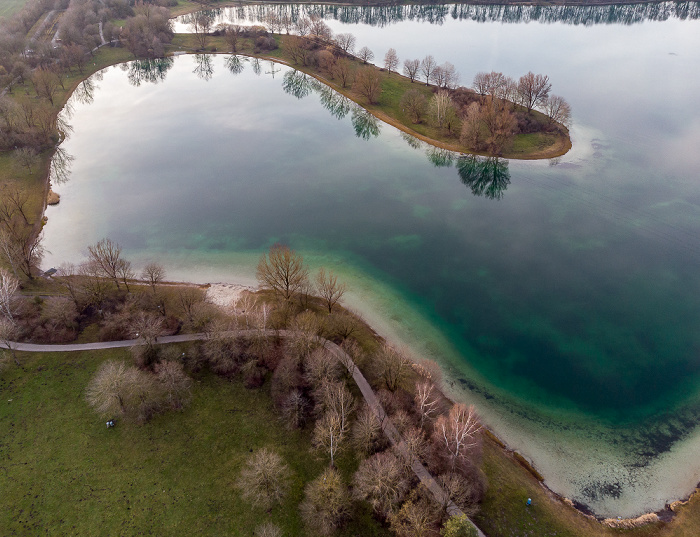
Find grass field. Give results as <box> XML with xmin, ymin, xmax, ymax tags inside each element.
<box><xmin>0</xmin><ymin>348</ymin><xmax>391</xmax><ymax>536</ymax></box>
<box><xmin>0</xmin><ymin>0</ymin><xmax>29</xmax><ymax>19</ymax></box>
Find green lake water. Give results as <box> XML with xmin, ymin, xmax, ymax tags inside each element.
<box><xmin>44</xmin><ymin>3</ymin><xmax>700</xmax><ymax>517</ymax></box>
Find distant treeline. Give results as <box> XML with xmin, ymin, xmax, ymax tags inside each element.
<box><xmin>201</xmin><ymin>1</ymin><xmax>700</xmax><ymax>28</ymax></box>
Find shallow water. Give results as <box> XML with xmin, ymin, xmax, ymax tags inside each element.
<box><xmin>44</xmin><ymin>4</ymin><xmax>700</xmax><ymax>516</ymax></box>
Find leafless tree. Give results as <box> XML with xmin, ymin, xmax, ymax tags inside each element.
<box><xmin>384</xmin><ymin>48</ymin><xmax>399</xmax><ymax>74</ymax></box>
<box><xmin>237</xmin><ymin>448</ymin><xmax>292</xmax><ymax>509</ymax></box>
<box><xmin>415</xmin><ymin>381</ymin><xmax>440</xmax><ymax>428</ymax></box>
<box><xmin>433</xmin><ymin>403</ymin><xmax>481</xmax><ymax>472</ymax></box>
<box><xmin>389</xmin><ymin>489</ymin><xmax>439</xmax><ymax>537</ymax></box>
<box><xmin>313</xmin><ymin>409</ymin><xmax>347</xmax><ymax>467</ymax></box>
<box><xmin>517</xmin><ymin>71</ymin><xmax>552</xmax><ymax>113</ymax></box>
<box><xmin>373</xmin><ymin>343</ymin><xmax>413</xmax><ymax>392</ymax></box>
<box><xmin>403</xmin><ymin>59</ymin><xmax>420</xmax><ymax>83</ymax></box>
<box><xmin>0</xmin><ymin>225</ymin><xmax>44</xmax><ymax>281</ymax></box>
<box><xmin>223</xmin><ymin>24</ymin><xmax>243</xmax><ymax>53</ymax></box>
<box><xmin>315</xmin><ymin>381</ymin><xmax>356</xmax><ymax>433</ymax></box>
<box><xmin>326</xmin><ymin>312</ymin><xmax>361</xmax><ymax>342</ymax></box>
<box><xmin>14</xmin><ymin>147</ymin><xmax>38</xmax><ymax>174</ymax></box>
<box><xmin>176</xmin><ymin>286</ymin><xmax>206</xmax><ymax>324</ymax></box>
<box><xmin>299</xmin><ymin>467</ymin><xmax>351</xmax><ymax>536</ymax></box>
<box><xmin>442</xmin><ymin>62</ymin><xmax>460</xmax><ymax>89</ymax></box>
<box><xmin>354</xmin><ymin>67</ymin><xmax>382</xmax><ymax>104</ymax></box>
<box><xmin>294</xmin><ymin>16</ymin><xmax>311</xmax><ymax>36</ymax></box>
<box><xmin>0</xmin><ymin>318</ymin><xmax>20</xmax><ymax>366</ymax></box>
<box><xmin>154</xmin><ymin>360</ymin><xmax>192</xmax><ymax>410</ymax></box>
<box><xmin>332</xmin><ymin>59</ymin><xmax>353</xmax><ymax>88</ymax></box>
<box><xmin>437</xmin><ymin>472</ymin><xmax>482</xmax><ymax>517</ymax></box>
<box><xmin>420</xmin><ymin>55</ymin><xmax>437</xmax><ymax>86</ymax></box>
<box><xmin>334</xmin><ymin>32</ymin><xmax>356</xmax><ymax>54</ymax></box>
<box><xmin>357</xmin><ymin>46</ymin><xmax>374</xmax><ymax>64</ymax></box>
<box><xmin>304</xmin><ymin>347</ymin><xmax>342</xmax><ymax>389</ymax></box>
<box><xmin>315</xmin><ymin>268</ymin><xmax>347</xmax><ymax>313</ymax></box>
<box><xmin>32</xmin><ymin>68</ymin><xmax>61</xmax><ymax>105</ymax></box>
<box><xmin>186</xmin><ymin>10</ymin><xmax>215</xmax><ymax>49</ymax></box>
<box><xmin>428</xmin><ymin>90</ymin><xmax>458</xmax><ymax>132</ymax></box>
<box><xmin>543</xmin><ymin>94</ymin><xmax>572</xmax><ymax>127</ymax></box>
<box><xmin>401</xmin><ymin>90</ymin><xmax>427</xmax><ymax>124</ymax></box>
<box><xmin>430</xmin><ymin>66</ymin><xmax>446</xmax><ymax>88</ymax></box>
<box><xmin>85</xmin><ymin>360</ymin><xmax>158</xmax><ymax>420</ymax></box>
<box><xmin>309</xmin><ymin>16</ymin><xmax>333</xmax><ymax>42</ymax></box>
<box><xmin>0</xmin><ymin>268</ymin><xmax>19</xmax><ymax>321</ymax></box>
<box><xmin>141</xmin><ymin>262</ymin><xmax>165</xmax><ymax>292</ymax></box>
<box><xmin>352</xmin><ymin>402</ymin><xmax>384</xmax><ymax>456</ymax></box>
<box><xmin>87</xmin><ymin>238</ymin><xmax>126</xmax><ymax>289</ymax></box>
<box><xmin>257</xmin><ymin>244</ymin><xmax>309</xmax><ymax>301</ymax></box>
<box><xmin>353</xmin><ymin>450</ymin><xmax>410</xmax><ymax>518</ymax></box>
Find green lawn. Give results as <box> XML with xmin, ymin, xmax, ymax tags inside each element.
<box><xmin>0</xmin><ymin>0</ymin><xmax>29</xmax><ymax>19</ymax></box>
<box><xmin>0</xmin><ymin>349</ymin><xmax>389</xmax><ymax>536</ymax></box>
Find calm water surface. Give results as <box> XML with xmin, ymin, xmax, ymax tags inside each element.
<box><xmin>45</xmin><ymin>4</ymin><xmax>700</xmax><ymax>516</ymax></box>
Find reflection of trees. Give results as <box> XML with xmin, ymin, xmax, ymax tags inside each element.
<box><xmin>426</xmin><ymin>146</ymin><xmax>454</xmax><ymax>167</ymax></box>
<box><xmin>456</xmin><ymin>155</ymin><xmax>510</xmax><ymax>201</ymax></box>
<box><xmin>225</xmin><ymin>55</ymin><xmax>247</xmax><ymax>75</ymax></box>
<box><xmin>351</xmin><ymin>106</ymin><xmax>380</xmax><ymax>140</ymax></box>
<box><xmin>73</xmin><ymin>78</ymin><xmax>96</xmax><ymax>105</ymax></box>
<box><xmin>127</xmin><ymin>57</ymin><xmax>174</xmax><ymax>86</ymax></box>
<box><xmin>50</xmin><ymin>146</ymin><xmax>75</xmax><ymax>185</ymax></box>
<box><xmin>204</xmin><ymin>1</ymin><xmax>700</xmax><ymax>29</ymax></box>
<box><xmin>317</xmin><ymin>84</ymin><xmax>352</xmax><ymax>119</ymax></box>
<box><xmin>193</xmin><ymin>54</ymin><xmax>214</xmax><ymax>81</ymax></box>
<box><xmin>251</xmin><ymin>57</ymin><xmax>261</xmax><ymax>75</ymax></box>
<box><xmin>282</xmin><ymin>69</ymin><xmax>313</xmax><ymax>99</ymax></box>
<box><xmin>401</xmin><ymin>132</ymin><xmax>423</xmax><ymax>150</ymax></box>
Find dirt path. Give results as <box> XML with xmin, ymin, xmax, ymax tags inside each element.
<box><xmin>2</xmin><ymin>329</ymin><xmax>484</xmax><ymax>535</ymax></box>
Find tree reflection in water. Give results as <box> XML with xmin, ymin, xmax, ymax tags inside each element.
<box><xmin>125</xmin><ymin>57</ymin><xmax>174</xmax><ymax>87</ymax></box>
<box><xmin>456</xmin><ymin>155</ymin><xmax>510</xmax><ymax>201</ymax></box>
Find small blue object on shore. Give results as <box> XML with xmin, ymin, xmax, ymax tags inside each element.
<box><xmin>527</xmin><ymin>498</ymin><xmax>532</xmax><ymax>506</ymax></box>
<box><xmin>106</xmin><ymin>419</ymin><xmax>115</xmax><ymax>428</ymax></box>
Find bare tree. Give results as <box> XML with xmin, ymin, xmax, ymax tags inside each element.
<box><xmin>0</xmin><ymin>268</ymin><xmax>19</xmax><ymax>321</ymax></box>
<box><xmin>384</xmin><ymin>48</ymin><xmax>399</xmax><ymax>74</ymax></box>
<box><xmin>315</xmin><ymin>267</ymin><xmax>347</xmax><ymax>313</ymax></box>
<box><xmin>223</xmin><ymin>24</ymin><xmax>243</xmax><ymax>53</ymax></box>
<box><xmin>420</xmin><ymin>55</ymin><xmax>437</xmax><ymax>86</ymax></box>
<box><xmin>237</xmin><ymin>448</ymin><xmax>292</xmax><ymax>509</ymax></box>
<box><xmin>332</xmin><ymin>59</ymin><xmax>353</xmax><ymax>88</ymax></box>
<box><xmin>374</xmin><ymin>344</ymin><xmax>413</xmax><ymax>392</ymax></box>
<box><xmin>543</xmin><ymin>94</ymin><xmax>572</xmax><ymax>127</ymax></box>
<box><xmin>0</xmin><ymin>226</ymin><xmax>44</xmax><ymax>281</ymax></box>
<box><xmin>352</xmin><ymin>402</ymin><xmax>384</xmax><ymax>456</ymax></box>
<box><xmin>415</xmin><ymin>381</ymin><xmax>440</xmax><ymax>428</ymax></box>
<box><xmin>85</xmin><ymin>360</ymin><xmax>157</xmax><ymax>420</ymax></box>
<box><xmin>304</xmin><ymin>347</ymin><xmax>342</xmax><ymax>389</ymax></box>
<box><xmin>87</xmin><ymin>238</ymin><xmax>126</xmax><ymax>289</ymax></box>
<box><xmin>154</xmin><ymin>360</ymin><xmax>192</xmax><ymax>409</ymax></box>
<box><xmin>403</xmin><ymin>59</ymin><xmax>420</xmax><ymax>83</ymax></box>
<box><xmin>187</xmin><ymin>10</ymin><xmax>215</xmax><ymax>49</ymax></box>
<box><xmin>354</xmin><ymin>67</ymin><xmax>382</xmax><ymax>104</ymax></box>
<box><xmin>141</xmin><ymin>262</ymin><xmax>165</xmax><ymax>292</ymax></box>
<box><xmin>357</xmin><ymin>46</ymin><xmax>374</xmax><ymax>64</ymax></box>
<box><xmin>353</xmin><ymin>450</ymin><xmax>409</xmax><ymax>518</ymax></box>
<box><xmin>256</xmin><ymin>244</ymin><xmax>309</xmax><ymax>301</ymax></box>
<box><xmin>32</xmin><ymin>68</ymin><xmax>61</xmax><ymax>105</ymax></box>
<box><xmin>315</xmin><ymin>381</ymin><xmax>356</xmax><ymax>433</ymax></box>
<box><xmin>517</xmin><ymin>71</ymin><xmax>552</xmax><ymax>113</ymax></box>
<box><xmin>309</xmin><ymin>16</ymin><xmax>333</xmax><ymax>42</ymax></box>
<box><xmin>433</xmin><ymin>403</ymin><xmax>482</xmax><ymax>472</ymax></box>
<box><xmin>0</xmin><ymin>318</ymin><xmax>20</xmax><ymax>366</ymax></box>
<box><xmin>389</xmin><ymin>489</ymin><xmax>439</xmax><ymax>537</ymax></box>
<box><xmin>299</xmin><ymin>467</ymin><xmax>351</xmax><ymax>536</ymax></box>
<box><xmin>14</xmin><ymin>147</ymin><xmax>38</xmax><ymax>174</ymax></box>
<box><xmin>437</xmin><ymin>472</ymin><xmax>482</xmax><ymax>517</ymax></box>
<box><xmin>334</xmin><ymin>32</ymin><xmax>356</xmax><ymax>54</ymax></box>
<box><xmin>428</xmin><ymin>90</ymin><xmax>459</xmax><ymax>133</ymax></box>
<box><xmin>313</xmin><ymin>409</ymin><xmax>346</xmax><ymax>467</ymax></box>
<box><xmin>401</xmin><ymin>90</ymin><xmax>427</xmax><ymax>124</ymax></box>
<box><xmin>442</xmin><ymin>62</ymin><xmax>460</xmax><ymax>89</ymax></box>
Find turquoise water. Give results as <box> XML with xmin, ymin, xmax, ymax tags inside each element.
<box><xmin>44</xmin><ymin>5</ymin><xmax>700</xmax><ymax>515</ymax></box>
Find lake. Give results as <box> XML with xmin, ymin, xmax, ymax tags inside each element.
<box><xmin>45</xmin><ymin>2</ymin><xmax>700</xmax><ymax>517</ymax></box>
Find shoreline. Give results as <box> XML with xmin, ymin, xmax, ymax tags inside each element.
<box><xmin>171</xmin><ymin>273</ymin><xmax>699</xmax><ymax>524</ymax></box>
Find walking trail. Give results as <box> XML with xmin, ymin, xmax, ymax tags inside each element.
<box><xmin>2</xmin><ymin>330</ymin><xmax>485</xmax><ymax>536</ymax></box>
